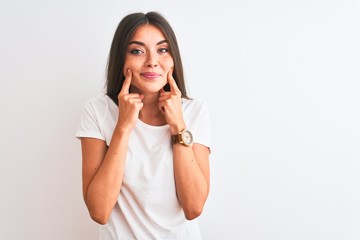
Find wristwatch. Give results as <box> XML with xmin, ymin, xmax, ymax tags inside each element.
<box><xmin>171</xmin><ymin>129</ymin><xmax>193</xmax><ymax>146</ymax></box>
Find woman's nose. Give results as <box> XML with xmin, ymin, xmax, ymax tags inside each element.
<box><xmin>145</xmin><ymin>52</ymin><xmax>158</xmax><ymax>67</ymax></box>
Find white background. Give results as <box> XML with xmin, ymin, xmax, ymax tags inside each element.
<box><xmin>1</xmin><ymin>0</ymin><xmax>359</xmax><ymax>239</ymax></box>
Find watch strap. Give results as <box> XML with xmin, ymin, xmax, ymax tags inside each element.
<box><xmin>171</xmin><ymin>129</ymin><xmax>184</xmax><ymax>144</ymax></box>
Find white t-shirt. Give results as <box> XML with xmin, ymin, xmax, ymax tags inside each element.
<box><xmin>76</xmin><ymin>94</ymin><xmax>211</xmax><ymax>240</ymax></box>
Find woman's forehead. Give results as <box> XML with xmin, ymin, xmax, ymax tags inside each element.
<box><xmin>130</xmin><ymin>24</ymin><xmax>166</xmax><ymax>43</ymax></box>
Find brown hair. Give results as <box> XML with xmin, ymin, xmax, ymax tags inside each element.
<box><xmin>106</xmin><ymin>12</ymin><xmax>188</xmax><ymax>105</ymax></box>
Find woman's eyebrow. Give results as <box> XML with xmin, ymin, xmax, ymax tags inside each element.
<box><xmin>128</xmin><ymin>41</ymin><xmax>144</xmax><ymax>46</ymax></box>
<box><xmin>128</xmin><ymin>40</ymin><xmax>168</xmax><ymax>46</ymax></box>
<box><xmin>157</xmin><ymin>40</ymin><xmax>168</xmax><ymax>45</ymax></box>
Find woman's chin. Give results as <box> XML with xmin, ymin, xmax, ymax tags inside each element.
<box><xmin>142</xmin><ymin>88</ymin><xmax>164</xmax><ymax>94</ymax></box>
<box><xmin>132</xmin><ymin>84</ymin><xmax>166</xmax><ymax>94</ymax></box>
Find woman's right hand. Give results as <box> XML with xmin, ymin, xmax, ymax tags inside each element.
<box><xmin>116</xmin><ymin>69</ymin><xmax>144</xmax><ymax>132</ymax></box>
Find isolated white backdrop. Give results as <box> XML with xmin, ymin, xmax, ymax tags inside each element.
<box><xmin>1</xmin><ymin>0</ymin><xmax>359</xmax><ymax>239</ymax></box>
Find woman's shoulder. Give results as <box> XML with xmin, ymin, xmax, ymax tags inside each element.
<box><xmin>182</xmin><ymin>97</ymin><xmax>208</xmax><ymax>109</ymax></box>
<box><xmin>81</xmin><ymin>93</ymin><xmax>117</xmax><ymax>117</ymax></box>
<box><xmin>182</xmin><ymin>97</ymin><xmax>209</xmax><ymax>115</ymax></box>
<box><xmin>83</xmin><ymin>93</ymin><xmax>113</xmax><ymax>109</ymax></box>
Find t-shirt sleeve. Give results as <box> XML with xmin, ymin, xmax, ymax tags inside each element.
<box><xmin>193</xmin><ymin>101</ymin><xmax>211</xmax><ymax>150</ymax></box>
<box><xmin>75</xmin><ymin>99</ymin><xmax>105</xmax><ymax>141</ymax></box>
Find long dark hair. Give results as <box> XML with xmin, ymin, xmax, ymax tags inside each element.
<box><xmin>106</xmin><ymin>12</ymin><xmax>188</xmax><ymax>105</ymax></box>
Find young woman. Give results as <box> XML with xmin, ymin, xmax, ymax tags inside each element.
<box><xmin>76</xmin><ymin>12</ymin><xmax>211</xmax><ymax>239</ymax></box>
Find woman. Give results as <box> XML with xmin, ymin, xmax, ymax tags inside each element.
<box><xmin>76</xmin><ymin>11</ymin><xmax>211</xmax><ymax>239</ymax></box>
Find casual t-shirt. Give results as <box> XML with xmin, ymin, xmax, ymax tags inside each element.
<box><xmin>76</xmin><ymin>94</ymin><xmax>211</xmax><ymax>240</ymax></box>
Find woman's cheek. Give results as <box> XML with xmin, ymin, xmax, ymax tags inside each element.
<box><xmin>123</xmin><ymin>58</ymin><xmax>135</xmax><ymax>75</ymax></box>
<box><xmin>123</xmin><ymin>64</ymin><xmax>130</xmax><ymax>76</ymax></box>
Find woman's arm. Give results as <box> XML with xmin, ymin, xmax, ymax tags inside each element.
<box><xmin>158</xmin><ymin>71</ymin><xmax>210</xmax><ymax>220</ymax></box>
<box><xmin>81</xmin><ymin>70</ymin><xmax>143</xmax><ymax>224</ymax></box>
<box><xmin>81</xmin><ymin>128</ymin><xmax>131</xmax><ymax>225</ymax></box>
<box><xmin>172</xmin><ymin>142</ymin><xmax>210</xmax><ymax>220</ymax></box>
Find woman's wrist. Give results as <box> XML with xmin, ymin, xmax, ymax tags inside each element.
<box><xmin>114</xmin><ymin>124</ymin><xmax>132</xmax><ymax>137</ymax></box>
<box><xmin>169</xmin><ymin>122</ymin><xmax>186</xmax><ymax>135</ymax></box>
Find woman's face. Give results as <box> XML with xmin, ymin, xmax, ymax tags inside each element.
<box><xmin>123</xmin><ymin>24</ymin><xmax>174</xmax><ymax>94</ymax></box>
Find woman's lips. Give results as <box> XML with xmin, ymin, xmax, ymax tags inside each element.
<box><xmin>141</xmin><ymin>72</ymin><xmax>161</xmax><ymax>79</ymax></box>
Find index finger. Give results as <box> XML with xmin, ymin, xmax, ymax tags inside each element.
<box><xmin>120</xmin><ymin>69</ymin><xmax>132</xmax><ymax>94</ymax></box>
<box><xmin>167</xmin><ymin>69</ymin><xmax>180</xmax><ymax>93</ymax></box>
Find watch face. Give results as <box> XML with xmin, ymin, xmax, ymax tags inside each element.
<box><xmin>181</xmin><ymin>130</ymin><xmax>193</xmax><ymax>145</ymax></box>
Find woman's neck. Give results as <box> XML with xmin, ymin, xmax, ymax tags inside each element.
<box><xmin>139</xmin><ymin>91</ymin><xmax>166</xmax><ymax>126</ymax></box>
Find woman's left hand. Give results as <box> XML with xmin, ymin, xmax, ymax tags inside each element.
<box><xmin>158</xmin><ymin>70</ymin><xmax>186</xmax><ymax>134</ymax></box>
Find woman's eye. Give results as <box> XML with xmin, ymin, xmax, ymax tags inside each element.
<box><xmin>158</xmin><ymin>48</ymin><xmax>168</xmax><ymax>53</ymax></box>
<box><xmin>130</xmin><ymin>49</ymin><xmax>144</xmax><ymax>55</ymax></box>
